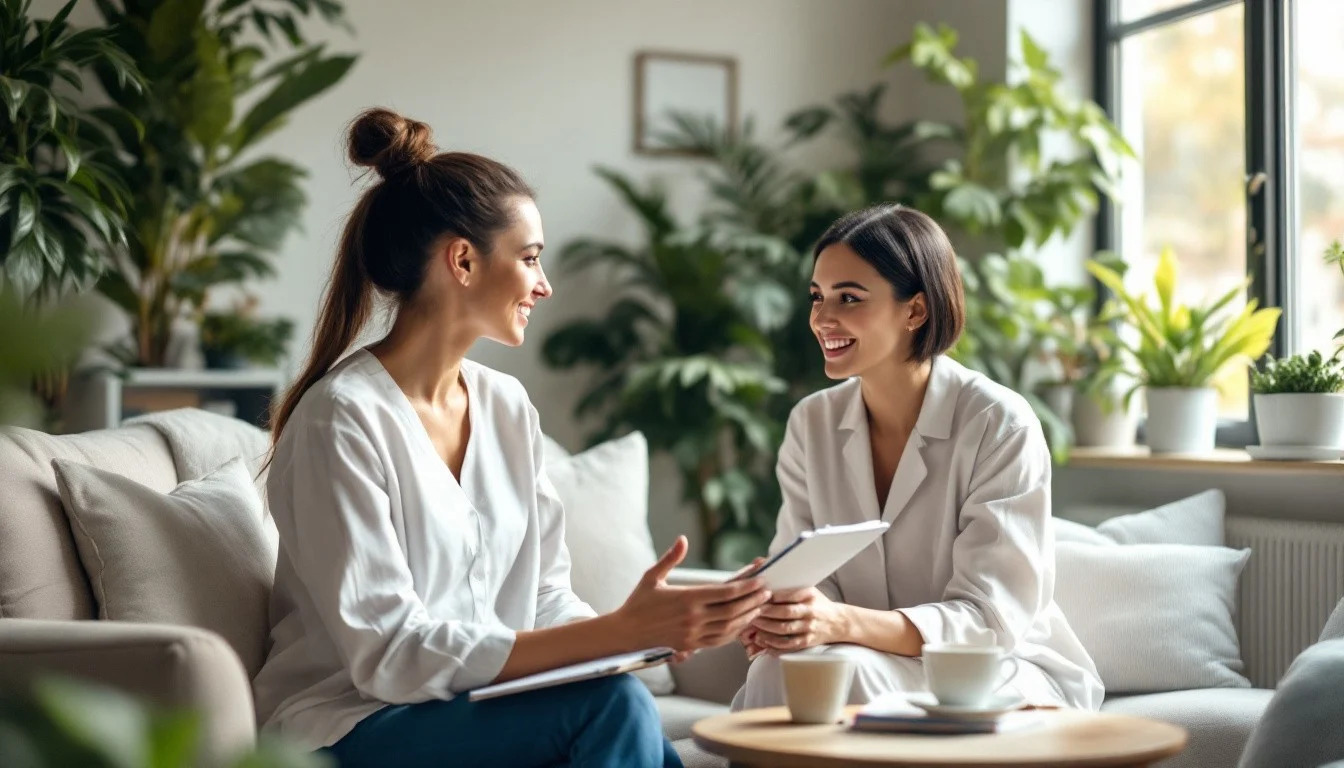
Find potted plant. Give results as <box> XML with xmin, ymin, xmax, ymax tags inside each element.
<box><xmin>1247</xmin><ymin>241</ymin><xmax>1344</xmax><ymax>455</ymax></box>
<box><xmin>199</xmin><ymin>302</ymin><xmax>294</xmax><ymax>370</ymax></box>
<box><xmin>1087</xmin><ymin>247</ymin><xmax>1281</xmax><ymax>454</ymax></box>
<box><xmin>91</xmin><ymin>0</ymin><xmax>355</xmax><ymax>367</ymax></box>
<box><xmin>1250</xmin><ymin>351</ymin><xmax>1344</xmax><ymax>453</ymax></box>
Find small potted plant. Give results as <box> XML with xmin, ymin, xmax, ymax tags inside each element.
<box><xmin>1250</xmin><ymin>351</ymin><xmax>1344</xmax><ymax>455</ymax></box>
<box><xmin>1246</xmin><ymin>241</ymin><xmax>1344</xmax><ymax>457</ymax></box>
<box><xmin>1032</xmin><ymin>255</ymin><xmax>1139</xmax><ymax>449</ymax></box>
<box><xmin>1087</xmin><ymin>247</ymin><xmax>1280</xmax><ymax>454</ymax></box>
<box><xmin>199</xmin><ymin>304</ymin><xmax>294</xmax><ymax>370</ymax></box>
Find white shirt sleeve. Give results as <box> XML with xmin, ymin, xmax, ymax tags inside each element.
<box><xmin>898</xmin><ymin>423</ymin><xmax>1054</xmax><ymax>650</ymax></box>
<box><xmin>773</xmin><ymin>406</ymin><xmax>843</xmax><ymax>602</ymax></box>
<box><xmin>527</xmin><ymin>404</ymin><xmax>597</xmax><ymax>628</ymax></box>
<box><xmin>274</xmin><ymin>411</ymin><xmax>516</xmax><ymax>702</ymax></box>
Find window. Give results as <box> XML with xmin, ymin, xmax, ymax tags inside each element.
<box><xmin>1096</xmin><ymin>0</ymin><xmax>1342</xmax><ymax>440</ymax></box>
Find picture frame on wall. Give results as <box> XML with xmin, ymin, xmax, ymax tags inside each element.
<box><xmin>633</xmin><ymin>50</ymin><xmax>738</xmax><ymax>157</ymax></box>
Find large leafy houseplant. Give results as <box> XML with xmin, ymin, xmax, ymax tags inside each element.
<box><xmin>92</xmin><ymin>0</ymin><xmax>355</xmax><ymax>367</ymax></box>
<box><xmin>0</xmin><ymin>0</ymin><xmax>142</xmax><ymax>301</ymax></box>
<box><xmin>542</xmin><ymin>169</ymin><xmax>789</xmax><ymax>566</ymax></box>
<box><xmin>550</xmin><ymin>25</ymin><xmax>1133</xmax><ymax>564</ymax></box>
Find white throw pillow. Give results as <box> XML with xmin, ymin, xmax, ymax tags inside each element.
<box><xmin>1055</xmin><ymin>541</ymin><xmax>1252</xmax><ymax>693</ymax></box>
<box><xmin>51</xmin><ymin>457</ymin><xmax>276</xmax><ymax>677</ymax></box>
<box><xmin>543</xmin><ymin>432</ymin><xmax>675</xmax><ymax>695</ymax></box>
<box><xmin>1054</xmin><ymin>489</ymin><xmax>1226</xmax><ymax>547</ymax></box>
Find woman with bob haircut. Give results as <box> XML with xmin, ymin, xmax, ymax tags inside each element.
<box><xmin>733</xmin><ymin>204</ymin><xmax>1103</xmax><ymax>711</ymax></box>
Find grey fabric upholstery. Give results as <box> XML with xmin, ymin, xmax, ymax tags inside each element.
<box><xmin>0</xmin><ymin>618</ymin><xmax>256</xmax><ymax>765</ymax></box>
<box><xmin>1102</xmin><ymin>688</ymin><xmax>1273</xmax><ymax>768</ymax></box>
<box><xmin>668</xmin><ymin>640</ymin><xmax>751</xmax><ymax>705</ymax></box>
<box><xmin>655</xmin><ymin>694</ymin><xmax>728</xmax><ymax>741</ymax></box>
<box><xmin>0</xmin><ymin>425</ymin><xmax>177</xmax><ymax>620</ymax></box>
<box><xmin>1239</xmin><ymin>639</ymin><xmax>1344</xmax><ymax>768</ymax></box>
<box><xmin>672</xmin><ymin>738</ymin><xmax>727</xmax><ymax>768</ymax></box>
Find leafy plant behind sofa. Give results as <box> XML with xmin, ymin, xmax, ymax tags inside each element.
<box><xmin>90</xmin><ymin>0</ymin><xmax>355</xmax><ymax>367</ymax></box>
<box><xmin>0</xmin><ymin>0</ymin><xmax>144</xmax><ymax>302</ymax></box>
<box><xmin>547</xmin><ymin>25</ymin><xmax>1133</xmax><ymax>565</ymax></box>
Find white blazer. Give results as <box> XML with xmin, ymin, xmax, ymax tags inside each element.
<box><xmin>773</xmin><ymin>355</ymin><xmax>1103</xmax><ymax>710</ymax></box>
<box><xmin>253</xmin><ymin>349</ymin><xmax>595</xmax><ymax>749</ymax></box>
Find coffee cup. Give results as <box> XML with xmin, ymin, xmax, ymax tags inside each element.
<box><xmin>781</xmin><ymin>655</ymin><xmax>853</xmax><ymax>724</ymax></box>
<box><xmin>921</xmin><ymin>643</ymin><xmax>1018</xmax><ymax>708</ymax></box>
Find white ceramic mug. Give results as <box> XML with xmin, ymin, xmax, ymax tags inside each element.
<box><xmin>781</xmin><ymin>655</ymin><xmax>854</xmax><ymax>724</ymax></box>
<box><xmin>921</xmin><ymin>643</ymin><xmax>1018</xmax><ymax>707</ymax></box>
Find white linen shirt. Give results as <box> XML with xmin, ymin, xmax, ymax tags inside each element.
<box><xmin>774</xmin><ymin>355</ymin><xmax>1104</xmax><ymax>710</ymax></box>
<box><xmin>252</xmin><ymin>349</ymin><xmax>595</xmax><ymax>750</ymax></box>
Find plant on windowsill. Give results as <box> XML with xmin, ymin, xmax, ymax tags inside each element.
<box><xmin>1246</xmin><ymin>242</ymin><xmax>1344</xmax><ymax>454</ymax></box>
<box><xmin>199</xmin><ymin>300</ymin><xmax>294</xmax><ymax>370</ymax></box>
<box><xmin>1250</xmin><ymin>351</ymin><xmax>1344</xmax><ymax>453</ymax></box>
<box><xmin>1086</xmin><ymin>246</ymin><xmax>1281</xmax><ymax>454</ymax></box>
<box><xmin>1028</xmin><ymin>254</ymin><xmax>1139</xmax><ymax>450</ymax></box>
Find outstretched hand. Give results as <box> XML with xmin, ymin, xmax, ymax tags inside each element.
<box><xmin>615</xmin><ymin>537</ymin><xmax>771</xmax><ymax>653</ymax></box>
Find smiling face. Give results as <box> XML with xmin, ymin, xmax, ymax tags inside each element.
<box><xmin>810</xmin><ymin>242</ymin><xmax>928</xmax><ymax>380</ymax></box>
<box><xmin>464</xmin><ymin>196</ymin><xmax>550</xmax><ymax>347</ymax></box>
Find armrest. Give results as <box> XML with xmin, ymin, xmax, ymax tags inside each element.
<box><xmin>0</xmin><ymin>619</ymin><xmax>256</xmax><ymax>764</ymax></box>
<box><xmin>665</xmin><ymin>567</ymin><xmax>751</xmax><ymax>703</ymax></box>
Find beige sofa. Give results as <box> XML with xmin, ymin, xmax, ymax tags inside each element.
<box><xmin>0</xmin><ymin>414</ymin><xmax>741</xmax><ymax>767</ymax></box>
<box><xmin>1</xmin><ymin>411</ymin><xmax>1340</xmax><ymax>767</ymax></box>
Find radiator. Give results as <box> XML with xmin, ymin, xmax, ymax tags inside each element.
<box><xmin>1228</xmin><ymin>516</ymin><xmax>1344</xmax><ymax>688</ymax></box>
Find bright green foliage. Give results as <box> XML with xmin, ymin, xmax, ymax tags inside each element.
<box><xmin>90</xmin><ymin>0</ymin><xmax>355</xmax><ymax>366</ymax></box>
<box><xmin>0</xmin><ymin>0</ymin><xmax>144</xmax><ymax>302</ymax></box>
<box><xmin>1251</xmin><ymin>350</ymin><xmax>1344</xmax><ymax>394</ymax></box>
<box><xmin>1087</xmin><ymin>247</ymin><xmax>1281</xmax><ymax>396</ymax></box>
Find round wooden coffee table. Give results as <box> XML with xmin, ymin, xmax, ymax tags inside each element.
<box><xmin>692</xmin><ymin>706</ymin><xmax>1187</xmax><ymax>768</ymax></box>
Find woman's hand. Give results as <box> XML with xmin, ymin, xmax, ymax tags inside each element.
<box><xmin>614</xmin><ymin>537</ymin><xmax>771</xmax><ymax>653</ymax></box>
<box><xmin>748</xmin><ymin>587</ymin><xmax>850</xmax><ymax>654</ymax></box>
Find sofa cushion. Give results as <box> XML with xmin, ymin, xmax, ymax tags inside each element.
<box><xmin>52</xmin><ymin>457</ymin><xmax>276</xmax><ymax>677</ymax></box>
<box><xmin>1055</xmin><ymin>542</ymin><xmax>1252</xmax><ymax>693</ymax></box>
<box><xmin>543</xmin><ymin>432</ymin><xmax>674</xmax><ymax>695</ymax></box>
<box><xmin>1102</xmin><ymin>688</ymin><xmax>1272</xmax><ymax>768</ymax></box>
<box><xmin>1239</xmin><ymin>639</ymin><xmax>1344</xmax><ymax>768</ymax></box>
<box><xmin>1055</xmin><ymin>489</ymin><xmax>1225</xmax><ymax>547</ymax></box>
<box><xmin>0</xmin><ymin>424</ymin><xmax>177</xmax><ymax>620</ymax></box>
<box><xmin>656</xmin><ymin>695</ymin><xmax>728</xmax><ymax>741</ymax></box>
<box><xmin>672</xmin><ymin>738</ymin><xmax>727</xmax><ymax>768</ymax></box>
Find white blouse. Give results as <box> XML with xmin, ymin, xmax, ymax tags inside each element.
<box><xmin>252</xmin><ymin>349</ymin><xmax>595</xmax><ymax>749</ymax></box>
<box><xmin>774</xmin><ymin>356</ymin><xmax>1104</xmax><ymax>710</ymax></box>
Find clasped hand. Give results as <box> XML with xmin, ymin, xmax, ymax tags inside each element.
<box><xmin>733</xmin><ymin>559</ymin><xmax>847</xmax><ymax>658</ymax></box>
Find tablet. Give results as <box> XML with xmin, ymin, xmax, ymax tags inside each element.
<box><xmin>468</xmin><ymin>647</ymin><xmax>675</xmax><ymax>702</ymax></box>
<box><xmin>733</xmin><ymin>520</ymin><xmax>890</xmax><ymax>591</ymax></box>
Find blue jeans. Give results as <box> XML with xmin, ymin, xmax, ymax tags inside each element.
<box><xmin>325</xmin><ymin>674</ymin><xmax>682</xmax><ymax>768</ymax></box>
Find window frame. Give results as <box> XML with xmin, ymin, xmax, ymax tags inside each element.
<box><xmin>1092</xmin><ymin>0</ymin><xmax>1295</xmax><ymax>447</ymax></box>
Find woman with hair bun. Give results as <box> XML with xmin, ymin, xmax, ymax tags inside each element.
<box><xmin>252</xmin><ymin>108</ymin><xmax>768</xmax><ymax>767</ymax></box>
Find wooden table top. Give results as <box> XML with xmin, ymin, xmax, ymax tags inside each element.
<box><xmin>691</xmin><ymin>706</ymin><xmax>1188</xmax><ymax>768</ymax></box>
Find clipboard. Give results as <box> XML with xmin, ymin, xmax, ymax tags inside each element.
<box><xmin>732</xmin><ymin>520</ymin><xmax>891</xmax><ymax>591</ymax></box>
<box><xmin>467</xmin><ymin>647</ymin><xmax>675</xmax><ymax>702</ymax></box>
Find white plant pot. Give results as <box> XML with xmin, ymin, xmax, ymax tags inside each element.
<box><xmin>1072</xmin><ymin>390</ymin><xmax>1139</xmax><ymax>449</ymax></box>
<box><xmin>1254</xmin><ymin>393</ymin><xmax>1344</xmax><ymax>448</ymax></box>
<box><xmin>1145</xmin><ymin>387</ymin><xmax>1218</xmax><ymax>454</ymax></box>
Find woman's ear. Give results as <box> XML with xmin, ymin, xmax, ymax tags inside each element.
<box><xmin>444</xmin><ymin>237</ymin><xmax>475</xmax><ymax>287</ymax></box>
<box><xmin>906</xmin><ymin>292</ymin><xmax>930</xmax><ymax>332</ymax></box>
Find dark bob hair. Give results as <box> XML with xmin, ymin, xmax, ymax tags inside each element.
<box><xmin>813</xmin><ymin>204</ymin><xmax>965</xmax><ymax>363</ymax></box>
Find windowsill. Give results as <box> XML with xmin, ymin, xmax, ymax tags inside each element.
<box><xmin>1066</xmin><ymin>446</ymin><xmax>1344</xmax><ymax>474</ymax></box>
